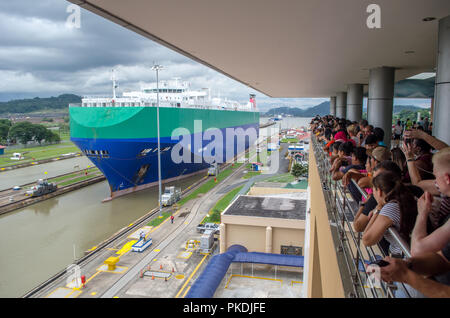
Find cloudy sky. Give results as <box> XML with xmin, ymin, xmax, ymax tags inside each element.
<box><xmin>0</xmin><ymin>0</ymin><xmax>430</xmax><ymax>111</ymax></box>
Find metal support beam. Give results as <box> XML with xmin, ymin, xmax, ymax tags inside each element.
<box><xmin>346</xmin><ymin>84</ymin><xmax>364</xmax><ymax>122</ymax></box>
<box><xmin>433</xmin><ymin>15</ymin><xmax>450</xmax><ymax>145</ymax></box>
<box><xmin>368</xmin><ymin>67</ymin><xmax>395</xmax><ymax>147</ymax></box>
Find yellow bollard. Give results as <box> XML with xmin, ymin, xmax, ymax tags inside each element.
<box><xmin>104</xmin><ymin>256</ymin><xmax>120</xmax><ymax>271</ymax></box>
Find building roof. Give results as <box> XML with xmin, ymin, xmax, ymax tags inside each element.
<box><xmin>223</xmin><ymin>195</ymin><xmax>306</xmax><ymax>220</ymax></box>
<box><xmin>69</xmin><ymin>0</ymin><xmax>450</xmax><ymax>97</ymax></box>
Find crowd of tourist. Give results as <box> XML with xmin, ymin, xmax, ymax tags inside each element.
<box><xmin>310</xmin><ymin>115</ymin><xmax>450</xmax><ymax>298</ymax></box>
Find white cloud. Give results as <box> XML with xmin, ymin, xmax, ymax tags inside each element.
<box><xmin>0</xmin><ymin>70</ymin><xmax>69</xmax><ymax>93</ymax></box>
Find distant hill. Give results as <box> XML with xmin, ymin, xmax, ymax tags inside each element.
<box><xmin>392</xmin><ymin>105</ymin><xmax>428</xmax><ymax>113</ymax></box>
<box><xmin>264</xmin><ymin>101</ymin><xmax>330</xmax><ymax>117</ymax></box>
<box><xmin>0</xmin><ymin>94</ymin><xmax>81</xmax><ymax>115</ymax></box>
<box><xmin>264</xmin><ymin>102</ymin><xmax>429</xmax><ymax>117</ymax></box>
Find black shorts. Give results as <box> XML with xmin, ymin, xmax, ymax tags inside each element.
<box><xmin>393</xmin><ymin>133</ymin><xmax>401</xmax><ymax>140</ymax></box>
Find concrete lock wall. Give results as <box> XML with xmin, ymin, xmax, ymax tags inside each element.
<box><xmin>247</xmin><ymin>187</ymin><xmax>306</xmax><ymax>195</ymax></box>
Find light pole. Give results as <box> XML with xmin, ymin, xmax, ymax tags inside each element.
<box><xmin>152</xmin><ymin>64</ymin><xmax>163</xmax><ymax>217</ymax></box>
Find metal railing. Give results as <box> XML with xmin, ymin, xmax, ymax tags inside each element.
<box><xmin>311</xmin><ymin>135</ymin><xmax>412</xmax><ymax>298</ymax></box>
<box><xmin>68</xmin><ymin>102</ymin><xmax>258</xmax><ymax>112</ymax></box>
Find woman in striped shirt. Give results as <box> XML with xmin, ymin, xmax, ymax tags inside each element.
<box><xmin>362</xmin><ymin>171</ymin><xmax>418</xmax><ymax>256</ymax></box>
<box><xmin>363</xmin><ymin>171</ymin><xmax>421</xmax><ymax>297</ymax></box>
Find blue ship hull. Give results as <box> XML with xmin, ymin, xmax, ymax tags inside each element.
<box><xmin>71</xmin><ymin>123</ymin><xmax>259</xmax><ymax>199</ymax></box>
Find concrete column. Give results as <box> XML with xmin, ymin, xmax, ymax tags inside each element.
<box><xmin>367</xmin><ymin>66</ymin><xmax>395</xmax><ymax>147</ymax></box>
<box><xmin>219</xmin><ymin>223</ymin><xmax>226</xmax><ymax>253</ymax></box>
<box><xmin>433</xmin><ymin>15</ymin><xmax>450</xmax><ymax>145</ymax></box>
<box><xmin>265</xmin><ymin>226</ymin><xmax>272</xmax><ymax>254</ymax></box>
<box><xmin>329</xmin><ymin>96</ymin><xmax>336</xmax><ymax>116</ymax></box>
<box><xmin>336</xmin><ymin>92</ymin><xmax>347</xmax><ymax>119</ymax></box>
<box><xmin>430</xmin><ymin>97</ymin><xmax>434</xmax><ymax>123</ymax></box>
<box><xmin>346</xmin><ymin>84</ymin><xmax>364</xmax><ymax>122</ymax></box>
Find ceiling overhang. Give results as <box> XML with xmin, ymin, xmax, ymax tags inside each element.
<box><xmin>69</xmin><ymin>0</ymin><xmax>450</xmax><ymax>98</ymax></box>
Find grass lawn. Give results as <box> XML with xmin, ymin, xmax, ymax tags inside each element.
<box><xmin>202</xmin><ymin>185</ymin><xmax>244</xmax><ymax>224</ymax></box>
<box><xmin>280</xmin><ymin>138</ymin><xmax>299</xmax><ymax>143</ymax></box>
<box><xmin>242</xmin><ymin>171</ymin><xmax>261</xmax><ymax>179</ymax></box>
<box><xmin>48</xmin><ymin>167</ymin><xmax>99</xmax><ymax>184</ymax></box>
<box><xmin>177</xmin><ymin>164</ymin><xmax>238</xmax><ymax>207</ymax></box>
<box><xmin>57</xmin><ymin>172</ymin><xmax>103</xmax><ymax>187</ymax></box>
<box><xmin>0</xmin><ymin>142</ymin><xmax>80</xmax><ymax>168</ymax></box>
<box><xmin>147</xmin><ymin>163</ymin><xmax>243</xmax><ymax>227</ymax></box>
<box><xmin>147</xmin><ymin>210</ymin><xmax>174</xmax><ymax>227</ymax></box>
<box><xmin>263</xmin><ymin>173</ymin><xmax>295</xmax><ymax>183</ymax></box>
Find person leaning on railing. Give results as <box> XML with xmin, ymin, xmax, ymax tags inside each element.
<box><xmin>329</xmin><ymin>142</ymin><xmax>353</xmax><ymax>174</ymax></box>
<box><xmin>401</xmin><ymin>130</ymin><xmax>448</xmax><ymax>192</ymax></box>
<box><xmin>362</xmin><ymin>171</ymin><xmax>425</xmax><ymax>297</ymax></box>
<box><xmin>362</xmin><ymin>171</ymin><xmax>418</xmax><ymax>256</ymax></box>
<box><xmin>353</xmin><ymin>162</ymin><xmax>403</xmax><ymax>230</ymax></box>
<box><xmin>379</xmin><ymin>147</ymin><xmax>450</xmax><ymax>298</ymax></box>
<box><xmin>328</xmin><ymin>141</ymin><xmax>343</xmax><ymax>166</ymax></box>
<box><xmin>356</xmin><ymin>146</ymin><xmax>392</xmax><ymax>190</ymax></box>
<box><xmin>332</xmin><ymin>146</ymin><xmax>367</xmax><ymax>182</ymax></box>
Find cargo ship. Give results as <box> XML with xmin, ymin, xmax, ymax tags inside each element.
<box><xmin>69</xmin><ymin>75</ymin><xmax>259</xmax><ymax>200</ymax></box>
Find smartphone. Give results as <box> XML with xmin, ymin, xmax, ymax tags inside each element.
<box><xmin>369</xmin><ymin>259</ymin><xmax>390</xmax><ymax>267</ymax></box>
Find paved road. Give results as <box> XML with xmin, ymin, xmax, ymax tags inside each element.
<box><xmin>28</xmin><ymin>135</ymin><xmax>287</xmax><ymax>298</ymax></box>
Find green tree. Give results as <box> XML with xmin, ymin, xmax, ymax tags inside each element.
<box><xmin>32</xmin><ymin>124</ymin><xmax>49</xmax><ymax>144</ymax></box>
<box><xmin>8</xmin><ymin>122</ymin><xmax>35</xmax><ymax>144</ymax></box>
<box><xmin>0</xmin><ymin>123</ymin><xmax>9</xmax><ymax>143</ymax></box>
<box><xmin>7</xmin><ymin>122</ymin><xmax>61</xmax><ymax>145</ymax></box>
<box><xmin>46</xmin><ymin>130</ymin><xmax>61</xmax><ymax>143</ymax></box>
<box><xmin>291</xmin><ymin>163</ymin><xmax>308</xmax><ymax>178</ymax></box>
<box><xmin>0</xmin><ymin>119</ymin><xmax>12</xmax><ymax>127</ymax></box>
